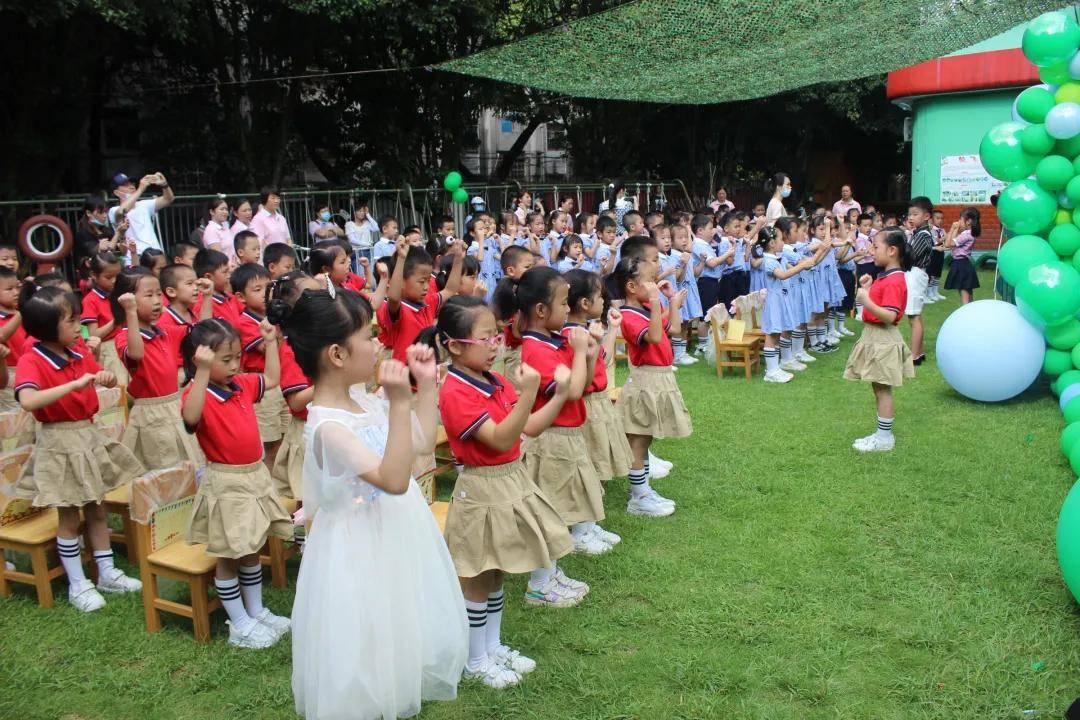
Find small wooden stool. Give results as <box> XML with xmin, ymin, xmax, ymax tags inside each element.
<box><xmin>710</xmin><ymin>319</ymin><xmax>763</xmax><ymax>381</ymax></box>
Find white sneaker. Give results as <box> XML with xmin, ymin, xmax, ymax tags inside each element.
<box><xmin>764</xmin><ymin>370</ymin><xmax>791</xmax><ymax>383</ymax></box>
<box><xmin>935</xmin><ymin>293</ymin><xmax>947</xmax><ymax>301</ymax></box>
<box><xmin>572</xmin><ymin>531</ymin><xmax>612</xmax><ymax>556</ymax></box>
<box><xmin>465</xmin><ymin>657</ymin><xmax>522</xmax><ymax>689</ymax></box>
<box><xmin>591</xmin><ymin>525</ymin><xmax>621</xmax><ymax>546</ymax></box>
<box><xmin>794</xmin><ymin>351</ymin><xmax>816</xmax><ymax>363</ymax></box>
<box><xmin>524</xmin><ymin>576</ymin><xmax>583</xmax><ymax>607</ymax></box>
<box><xmin>553</xmin><ymin>567</ymin><xmax>589</xmax><ymax>596</ymax></box>
<box><xmin>780</xmin><ymin>360</ymin><xmax>806</xmax><ymax>372</ymax></box>
<box><xmin>839</xmin><ymin>326</ymin><xmax>855</xmax><ymax>337</ymax></box>
<box><xmin>649</xmin><ymin>462</ymin><xmax>670</xmax><ymax>479</ymax></box>
<box><xmin>649</xmin><ymin>452</ymin><xmax>673</xmax><ymax>471</ymax></box>
<box><xmin>68</xmin><ymin>579</ymin><xmax>106</xmax><ymax>612</ymax></box>
<box><xmin>671</xmin><ymin>365</ymin><xmax>679</xmax><ymax>372</ymax></box>
<box><xmin>227</xmin><ymin>619</ymin><xmax>279</xmax><ymax>649</ymax></box>
<box><xmin>676</xmin><ymin>354</ymin><xmax>698</xmax><ymax>366</ymax></box>
<box><xmin>855</xmin><ymin>434</ymin><xmax>895</xmax><ymax>453</ymax></box>
<box><xmin>923</xmin><ymin>295</ymin><xmax>937</xmax><ymax>304</ymax></box>
<box><xmin>627</xmin><ymin>490</ymin><xmax>676</xmax><ymax>517</ymax></box>
<box><xmin>96</xmin><ymin>567</ymin><xmax>142</xmax><ymax>594</ymax></box>
<box><xmin>489</xmin><ymin>644</ymin><xmax>537</xmax><ymax>674</ymax></box>
<box><xmin>253</xmin><ymin>607</ymin><xmax>291</xmax><ymax>637</ymax></box>
<box><xmin>826</xmin><ymin>331</ymin><xmax>841</xmax><ymax>342</ymax></box>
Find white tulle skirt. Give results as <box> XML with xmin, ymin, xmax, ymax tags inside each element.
<box><xmin>291</xmin><ymin>480</ymin><xmax>468</xmax><ymax>720</ymax></box>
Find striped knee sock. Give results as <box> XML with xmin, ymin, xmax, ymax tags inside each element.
<box><xmin>56</xmin><ymin>536</ymin><xmax>86</xmax><ymax>585</ymax></box>
<box><xmin>237</xmin><ymin>563</ymin><xmax>264</xmax><ymax>615</ymax></box>
<box><xmin>466</xmin><ymin>600</ymin><xmax>488</xmax><ymax>670</ymax></box>
<box><xmin>215</xmin><ymin>577</ymin><xmax>253</xmax><ymax>630</ymax></box>
<box><xmin>779</xmin><ymin>336</ymin><xmax>793</xmax><ymax>362</ymax></box>
<box><xmin>629</xmin><ymin>466</ymin><xmax>651</xmax><ymax>499</ymax></box>
<box><xmin>792</xmin><ymin>329</ymin><xmax>805</xmax><ymax>354</ymax></box>
<box><xmin>671</xmin><ymin>337</ymin><xmax>686</xmax><ymax>361</ymax></box>
<box><xmin>93</xmin><ymin>549</ymin><xmax>115</xmax><ymax>576</ymax></box>
<box><xmin>763</xmin><ymin>346</ymin><xmax>780</xmax><ymax>373</ymax></box>
<box><xmin>875</xmin><ymin>415</ymin><xmax>894</xmax><ymax>440</ymax></box>
<box><xmin>485</xmin><ymin>589</ymin><xmax>504</xmax><ymax>652</ymax></box>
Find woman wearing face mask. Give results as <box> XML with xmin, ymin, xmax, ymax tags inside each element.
<box><xmin>75</xmin><ymin>196</ymin><xmax>128</xmax><ymax>276</ymax></box>
<box><xmin>309</xmin><ymin>204</ymin><xmax>345</xmax><ymax>242</ymax></box>
<box><xmin>765</xmin><ymin>172</ymin><xmax>793</xmax><ymax>223</ymax></box>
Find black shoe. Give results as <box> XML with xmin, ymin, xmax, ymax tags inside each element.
<box><xmin>913</xmin><ymin>354</ymin><xmax>926</xmax><ymax>366</ymax></box>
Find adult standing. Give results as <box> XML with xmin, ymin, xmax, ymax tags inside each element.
<box><xmin>75</xmin><ymin>196</ymin><xmax>128</xmax><ymax>274</ymax></box>
<box><xmin>108</xmin><ymin>172</ymin><xmax>174</xmax><ymax>254</ymax></box>
<box><xmin>308</xmin><ymin>204</ymin><xmax>345</xmax><ymax>243</ymax></box>
<box><xmin>344</xmin><ymin>204</ymin><xmax>379</xmax><ymax>263</ymax></box>
<box><xmin>558</xmin><ymin>194</ymin><xmax>576</xmax><ymax>215</ymax></box>
<box><xmin>598</xmin><ymin>180</ymin><xmax>636</xmax><ymax>232</ymax></box>
<box><xmin>250</xmin><ymin>186</ymin><xmax>291</xmax><ymax>249</ymax></box>
<box><xmin>903</xmin><ymin>196</ymin><xmax>935</xmax><ymax>367</ymax></box>
<box><xmin>201</xmin><ymin>197</ymin><xmax>232</xmax><ymax>258</ymax></box>
<box><xmin>765</xmin><ymin>172</ymin><xmax>792</xmax><ymax>222</ymax></box>
<box><xmin>512</xmin><ymin>190</ymin><xmax>542</xmax><ymax>225</ymax></box>
<box><xmin>230</xmin><ymin>198</ymin><xmax>254</xmax><ymax>240</ymax></box>
<box><xmin>709</xmin><ymin>187</ymin><xmax>735</xmax><ymax>213</ymax></box>
<box><xmin>831</xmin><ymin>185</ymin><xmax>861</xmax><ymax>220</ymax></box>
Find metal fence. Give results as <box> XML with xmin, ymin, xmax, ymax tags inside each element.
<box><xmin>0</xmin><ymin>181</ymin><xmax>694</xmax><ymax>261</ymax></box>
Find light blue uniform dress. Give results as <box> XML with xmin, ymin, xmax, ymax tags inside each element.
<box><xmin>814</xmin><ymin>239</ymin><xmax>841</xmax><ymax>308</ymax></box>
<box><xmin>676</xmin><ymin>250</ymin><xmax>704</xmax><ymax>321</ymax></box>
<box><xmin>760</xmin><ymin>253</ymin><xmax>798</xmax><ymax>334</ymax></box>
<box><xmin>801</xmin><ymin>239</ymin><xmax>825</xmax><ymax>313</ymax></box>
<box><xmin>594</xmin><ymin>243</ymin><xmax>613</xmax><ymax>274</ymax></box>
<box><xmin>828</xmin><ymin>247</ymin><xmax>849</xmax><ymax>305</ymax></box>
<box><xmin>579</xmin><ymin>233</ymin><xmax>598</xmax><ymax>273</ymax></box>
<box><xmin>555</xmin><ymin>257</ymin><xmax>580</xmax><ymax>273</ymax></box>
<box><xmin>467</xmin><ymin>236</ymin><xmax>504</xmax><ymax>303</ymax></box>
<box><xmin>750</xmin><ymin>244</ymin><xmax>766</xmax><ymax>292</ymax></box>
<box><xmin>786</xmin><ymin>244</ymin><xmax>812</xmax><ymax>325</ymax></box>
<box><xmin>658</xmin><ymin>250</ymin><xmax>681</xmax><ymax>309</ymax></box>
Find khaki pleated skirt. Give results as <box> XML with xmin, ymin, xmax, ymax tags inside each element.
<box><xmin>13</xmin><ymin>420</ymin><xmax>144</xmax><ymax>507</ymax></box>
<box><xmin>271</xmin><ymin>416</ymin><xmax>305</xmax><ymax>499</ymax></box>
<box><xmin>99</xmin><ymin>338</ymin><xmax>129</xmax><ymax>385</ymax></box>
<box><xmin>255</xmin><ymin>385</ymin><xmax>285</xmax><ymax>443</ymax></box>
<box><xmin>522</xmin><ymin>426</ymin><xmax>605</xmax><ymax>524</ymax></box>
<box><xmin>445</xmin><ymin>459</ymin><xmax>573</xmax><ymax>578</ymax></box>
<box><xmin>186</xmin><ymin>461</ymin><xmax>293</xmax><ymax>558</ymax></box>
<box><xmin>617</xmin><ymin>365</ymin><xmax>693</xmax><ymax>439</ymax></box>
<box><xmin>121</xmin><ymin>392</ymin><xmax>205</xmax><ymax>470</ymax></box>
<box><xmin>582</xmin><ymin>391</ymin><xmax>632</xmax><ymax>481</ymax></box>
<box><xmin>0</xmin><ymin>386</ymin><xmax>19</xmax><ymax>412</ymax></box>
<box><xmin>843</xmin><ymin>323</ymin><xmax>915</xmax><ymax>387</ymax></box>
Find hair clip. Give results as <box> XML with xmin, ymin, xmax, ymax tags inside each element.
<box><xmin>325</xmin><ymin>274</ymin><xmax>336</xmax><ymax>299</ymax></box>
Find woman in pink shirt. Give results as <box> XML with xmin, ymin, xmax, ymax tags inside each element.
<box><xmin>943</xmin><ymin>207</ymin><xmax>981</xmax><ymax>305</ymax></box>
<box><xmin>250</xmin><ymin>186</ymin><xmax>291</xmax><ymax>249</ymax></box>
<box><xmin>230</xmin><ymin>198</ymin><xmax>253</xmax><ymax>238</ymax></box>
<box><xmin>201</xmin><ymin>198</ymin><xmax>233</xmax><ymax>259</ymax></box>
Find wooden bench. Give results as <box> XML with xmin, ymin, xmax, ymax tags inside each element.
<box><xmin>708</xmin><ymin>306</ymin><xmax>763</xmax><ymax>381</ymax></box>
<box><xmin>131</xmin><ymin>463</ymin><xmax>222</xmax><ymax>643</ymax></box>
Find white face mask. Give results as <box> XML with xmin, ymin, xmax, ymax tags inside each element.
<box><xmin>781</xmin><ymin>187</ymin><xmax>792</xmax><ymax>199</ymax></box>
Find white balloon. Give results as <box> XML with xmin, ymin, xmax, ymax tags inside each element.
<box><xmin>936</xmin><ymin>300</ymin><xmax>1045</xmax><ymax>402</ymax></box>
<box><xmin>1046</xmin><ymin>102</ymin><xmax>1080</xmax><ymax>139</ymax></box>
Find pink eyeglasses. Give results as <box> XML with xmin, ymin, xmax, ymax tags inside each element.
<box><xmin>450</xmin><ymin>335</ymin><xmax>505</xmax><ymax>347</ymax></box>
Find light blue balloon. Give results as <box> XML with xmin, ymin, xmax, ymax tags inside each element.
<box><xmin>1061</xmin><ymin>383</ymin><xmax>1080</xmax><ymax>410</ymax></box>
<box><xmin>1047</xmin><ymin>102</ymin><xmax>1080</xmax><ymax>139</ymax></box>
<box><xmin>1069</xmin><ymin>50</ymin><xmax>1080</xmax><ymax>79</ymax></box>
<box><xmin>936</xmin><ymin>300</ymin><xmax>1046</xmax><ymax>402</ymax></box>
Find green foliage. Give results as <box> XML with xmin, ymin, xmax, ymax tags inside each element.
<box><xmin>1</xmin><ymin>275</ymin><xmax>1079</xmax><ymax>719</ymax></box>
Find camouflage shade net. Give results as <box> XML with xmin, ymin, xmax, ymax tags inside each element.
<box><xmin>440</xmin><ymin>0</ymin><xmax>1076</xmax><ymax>104</ymax></box>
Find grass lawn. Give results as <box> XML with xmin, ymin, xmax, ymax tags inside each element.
<box><xmin>2</xmin><ymin>270</ymin><xmax>1079</xmax><ymax>720</ymax></box>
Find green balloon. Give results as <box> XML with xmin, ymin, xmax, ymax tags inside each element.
<box><xmin>1016</xmin><ymin>260</ymin><xmax>1080</xmax><ymax>326</ymax></box>
<box><xmin>1048</xmin><ymin>318</ymin><xmax>1080</xmax><ymax>349</ymax></box>
<box><xmin>1042</xmin><ymin>60</ymin><xmax>1074</xmax><ymax>86</ymax></box>
<box><xmin>1070</xmin><ymin>443</ymin><xmax>1080</xmax><ymax>475</ymax></box>
<box><xmin>1051</xmin><ymin>222</ymin><xmax>1080</xmax><ymax>255</ymax></box>
<box><xmin>1023</xmin><ymin>12</ymin><xmax>1080</xmax><ymax>67</ymax></box>
<box><xmin>1055</xmin><ymin>369</ymin><xmax>1080</xmax><ymax>395</ymax></box>
<box><xmin>980</xmin><ymin>122</ymin><xmax>1040</xmax><ymax>182</ymax></box>
<box><xmin>1068</xmin><ymin>175</ymin><xmax>1080</xmax><ymax>206</ymax></box>
<box><xmin>1073</xmin><ymin>341</ymin><xmax>1080</xmax><ymax>368</ymax></box>
<box><xmin>1059</xmin><ymin>133</ymin><xmax>1080</xmax><ymax>158</ymax></box>
<box><xmin>1018</xmin><ymin>86</ymin><xmax>1059</xmax><ymax>123</ymax></box>
<box><xmin>1038</xmin><ymin>154</ymin><xmax>1076</xmax><ymax>190</ymax></box>
<box><xmin>998</xmin><ymin>179</ymin><xmax>1060</xmax><ymax>234</ymax></box>
<box><xmin>1063</xmin><ymin>422</ymin><xmax>1080</xmax><ymax>455</ymax></box>
<box><xmin>452</xmin><ymin>187</ymin><xmax>469</xmax><ymax>204</ymax></box>
<box><xmin>1056</xmin><ymin>479</ymin><xmax>1080</xmax><ymax>605</ymax></box>
<box><xmin>1073</xmin><ymin>248</ymin><xmax>1080</xmax><ymax>273</ymax></box>
<box><xmin>442</xmin><ymin>171</ymin><xmax>463</xmax><ymax>192</ymax></box>
<box><xmin>1066</xmin><ymin>396</ymin><xmax>1080</xmax><ymax>423</ymax></box>
<box><xmin>1022</xmin><ymin>124</ymin><xmax>1057</xmax><ymax>156</ymax></box>
<box><xmin>1047</xmin><ymin>347</ymin><xmax>1075</xmax><ymax>375</ymax></box>
<box><xmin>998</xmin><ymin>234</ymin><xmax>1059</xmax><ymax>286</ymax></box>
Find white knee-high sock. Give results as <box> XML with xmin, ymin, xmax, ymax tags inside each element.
<box><xmin>875</xmin><ymin>416</ymin><xmax>894</xmax><ymax>440</ymax></box>
<box><xmin>779</xmin><ymin>336</ymin><xmax>792</xmax><ymax>362</ymax></box>
<box><xmin>486</xmin><ymin>589</ymin><xmax>504</xmax><ymax>652</ymax></box>
<box><xmin>216</xmin><ymin>577</ymin><xmax>254</xmax><ymax>631</ymax></box>
<box><xmin>57</xmin><ymin>536</ymin><xmax>86</xmax><ymax>585</ymax></box>
<box><xmin>466</xmin><ymin>599</ymin><xmax>488</xmax><ymax>670</ymax></box>
<box><xmin>792</xmin><ymin>329</ymin><xmax>805</xmax><ymax>354</ymax></box>
<box><xmin>763</xmin><ymin>346</ymin><xmax>780</xmax><ymax>373</ymax></box>
<box><xmin>237</xmin><ymin>563</ymin><xmax>264</xmax><ymax>615</ymax></box>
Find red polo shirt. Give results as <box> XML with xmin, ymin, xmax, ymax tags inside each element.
<box><xmin>279</xmin><ymin>340</ymin><xmax>311</xmax><ymax>421</ymax></box>
<box><xmin>520</xmin><ymin>329</ymin><xmax>584</xmax><ymax>427</ymax></box>
<box><xmin>376</xmin><ymin>297</ymin><xmax>441</xmax><ymax>363</ymax></box>
<box><xmin>620</xmin><ymin>304</ymin><xmax>673</xmax><ymax>367</ymax></box>
<box><xmin>863</xmin><ymin>268</ymin><xmax>907</xmax><ymax>325</ymax></box>
<box><xmin>0</xmin><ymin>310</ymin><xmax>27</xmax><ymax>367</ymax></box>
<box><xmin>81</xmin><ymin>287</ymin><xmax>119</xmax><ymax>341</ymax></box>
<box><xmin>115</xmin><ymin>325</ymin><xmax>182</xmax><ymax>399</ymax></box>
<box><xmin>209</xmin><ymin>293</ymin><xmax>242</xmax><ymax>328</ymax></box>
<box><xmin>440</xmin><ymin>367</ymin><xmax>521</xmax><ymax>466</ymax></box>
<box><xmin>182</xmin><ymin>373</ymin><xmax>265</xmax><ymax>464</ymax></box>
<box><xmin>14</xmin><ymin>342</ymin><xmax>102</xmax><ymax>423</ymax></box>
<box><xmin>562</xmin><ymin>322</ymin><xmax>607</xmax><ymax>393</ymax></box>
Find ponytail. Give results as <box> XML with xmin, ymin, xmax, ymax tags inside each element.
<box><xmin>492</xmin><ymin>267</ymin><xmax>560</xmax><ymax>326</ymax></box>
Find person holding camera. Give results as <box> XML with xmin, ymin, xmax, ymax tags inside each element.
<box><xmin>107</xmin><ymin>172</ymin><xmax>174</xmax><ymax>255</ymax></box>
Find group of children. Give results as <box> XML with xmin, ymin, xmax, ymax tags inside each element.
<box><xmin>0</xmin><ymin>183</ymin><xmax>975</xmax><ymax>718</ymax></box>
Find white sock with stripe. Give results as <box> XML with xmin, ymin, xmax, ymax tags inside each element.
<box><xmin>792</xmin><ymin>329</ymin><xmax>805</xmax><ymax>354</ymax></box>
<box><xmin>466</xmin><ymin>599</ymin><xmax>488</xmax><ymax>670</ymax></box>
<box><xmin>57</xmin><ymin>536</ymin><xmax>86</xmax><ymax>585</ymax></box>
<box><xmin>628</xmin><ymin>466</ymin><xmax>651</xmax><ymax>499</ymax></box>
<box><xmin>875</xmin><ymin>416</ymin><xmax>894</xmax><ymax>440</ymax></box>
<box><xmin>485</xmin><ymin>589</ymin><xmax>504</xmax><ymax>652</ymax></box>
<box><xmin>215</xmin><ymin>577</ymin><xmax>254</xmax><ymax>631</ymax></box>
<box><xmin>237</xmin><ymin>563</ymin><xmax>265</xmax><ymax>616</ymax></box>
<box><xmin>779</xmin><ymin>337</ymin><xmax>793</xmax><ymax>362</ymax></box>
<box><xmin>763</xmin><ymin>347</ymin><xmax>780</xmax><ymax>373</ymax></box>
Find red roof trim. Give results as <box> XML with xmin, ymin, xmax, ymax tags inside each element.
<box><xmin>887</xmin><ymin>48</ymin><xmax>1039</xmax><ymax>100</ymax></box>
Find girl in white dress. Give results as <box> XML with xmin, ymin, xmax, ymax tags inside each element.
<box><xmin>285</xmin><ymin>282</ymin><xmax>467</xmax><ymax>720</ymax></box>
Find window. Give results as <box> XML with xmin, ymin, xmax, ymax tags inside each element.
<box><xmin>500</xmin><ymin>119</ymin><xmax>514</xmax><ymax>133</ymax></box>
